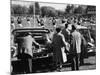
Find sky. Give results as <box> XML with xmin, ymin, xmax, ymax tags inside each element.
<box><xmin>11</xmin><ymin>0</ymin><xmax>34</xmax><ymax>7</ymax></box>
<box><xmin>11</xmin><ymin>0</ymin><xmax>85</xmax><ymax>11</ymax></box>
<box><xmin>11</xmin><ymin>0</ymin><xmax>68</xmax><ymax>11</ymax></box>
<box><xmin>39</xmin><ymin>2</ymin><xmax>68</xmax><ymax>11</ymax></box>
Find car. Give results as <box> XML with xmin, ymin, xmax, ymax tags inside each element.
<box><xmin>65</xmin><ymin>25</ymin><xmax>96</xmax><ymax>65</ymax></box>
<box><xmin>11</xmin><ymin>28</ymin><xmax>54</xmax><ymax>73</ymax></box>
<box><xmin>77</xmin><ymin>25</ymin><xmax>96</xmax><ymax>57</ymax></box>
<box><xmin>59</xmin><ymin>25</ymin><xmax>96</xmax><ymax>57</ymax></box>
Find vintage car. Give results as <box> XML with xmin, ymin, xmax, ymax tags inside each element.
<box><xmin>58</xmin><ymin>24</ymin><xmax>96</xmax><ymax>56</ymax></box>
<box><xmin>11</xmin><ymin>26</ymin><xmax>96</xmax><ymax>73</ymax></box>
<box><xmin>65</xmin><ymin>25</ymin><xmax>96</xmax><ymax>65</ymax></box>
<box><xmin>11</xmin><ymin>28</ymin><xmax>54</xmax><ymax>73</ymax></box>
<box><xmin>77</xmin><ymin>25</ymin><xmax>96</xmax><ymax>57</ymax></box>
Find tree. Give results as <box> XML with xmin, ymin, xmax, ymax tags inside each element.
<box><xmin>11</xmin><ymin>4</ymin><xmax>28</xmax><ymax>15</ymax></box>
<box><xmin>57</xmin><ymin>10</ymin><xmax>65</xmax><ymax>16</ymax></box>
<box><xmin>41</xmin><ymin>6</ymin><xmax>57</xmax><ymax>17</ymax></box>
<box><xmin>11</xmin><ymin>6</ymin><xmax>14</xmax><ymax>15</ymax></box>
<box><xmin>74</xmin><ymin>6</ymin><xmax>85</xmax><ymax>14</ymax></box>
<box><xmin>12</xmin><ymin>5</ymin><xmax>23</xmax><ymax>15</ymax></box>
<box><xmin>35</xmin><ymin>2</ymin><xmax>40</xmax><ymax>15</ymax></box>
<box><xmin>28</xmin><ymin>4</ymin><xmax>34</xmax><ymax>15</ymax></box>
<box><xmin>65</xmin><ymin>4</ymin><xmax>74</xmax><ymax>14</ymax></box>
<box><xmin>22</xmin><ymin>6</ymin><xmax>28</xmax><ymax>15</ymax></box>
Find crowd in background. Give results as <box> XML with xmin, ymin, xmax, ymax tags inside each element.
<box><xmin>11</xmin><ymin>15</ymin><xmax>96</xmax><ymax>43</ymax></box>
<box><xmin>11</xmin><ymin>14</ymin><xmax>96</xmax><ymax>73</ymax></box>
<box><xmin>11</xmin><ymin>15</ymin><xmax>96</xmax><ymax>29</ymax></box>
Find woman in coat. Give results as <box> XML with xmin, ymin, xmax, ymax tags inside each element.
<box><xmin>52</xmin><ymin>27</ymin><xmax>69</xmax><ymax>71</ymax></box>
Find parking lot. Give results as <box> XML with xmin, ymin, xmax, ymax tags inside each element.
<box><xmin>34</xmin><ymin>55</ymin><xmax>96</xmax><ymax>73</ymax></box>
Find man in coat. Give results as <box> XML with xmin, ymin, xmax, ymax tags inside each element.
<box><xmin>70</xmin><ymin>25</ymin><xmax>83</xmax><ymax>70</ymax></box>
<box><xmin>16</xmin><ymin>32</ymin><xmax>40</xmax><ymax>73</ymax></box>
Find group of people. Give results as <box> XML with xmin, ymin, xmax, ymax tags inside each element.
<box><xmin>11</xmin><ymin>15</ymin><xmax>96</xmax><ymax>33</ymax></box>
<box><xmin>11</xmin><ymin>15</ymin><xmax>88</xmax><ymax>73</ymax></box>
<box><xmin>49</xmin><ymin>22</ymin><xmax>87</xmax><ymax>71</ymax></box>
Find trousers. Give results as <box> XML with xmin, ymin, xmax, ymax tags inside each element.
<box><xmin>70</xmin><ymin>53</ymin><xmax>80</xmax><ymax>70</ymax></box>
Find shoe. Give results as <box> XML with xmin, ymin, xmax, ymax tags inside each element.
<box><xmin>80</xmin><ymin>63</ymin><xmax>84</xmax><ymax>66</ymax></box>
<box><xmin>59</xmin><ymin>65</ymin><xmax>62</xmax><ymax>69</ymax></box>
<box><xmin>56</xmin><ymin>68</ymin><xmax>61</xmax><ymax>72</ymax></box>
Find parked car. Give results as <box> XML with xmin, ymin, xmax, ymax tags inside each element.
<box><xmin>77</xmin><ymin>25</ymin><xmax>96</xmax><ymax>57</ymax></box>
<box><xmin>11</xmin><ymin>28</ymin><xmax>54</xmax><ymax>73</ymax></box>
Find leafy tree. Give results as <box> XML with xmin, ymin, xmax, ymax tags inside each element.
<box><xmin>35</xmin><ymin>2</ymin><xmax>40</xmax><ymax>15</ymax></box>
<box><xmin>11</xmin><ymin>6</ymin><xmax>14</xmax><ymax>15</ymax></box>
<box><xmin>41</xmin><ymin>6</ymin><xmax>57</xmax><ymax>17</ymax></box>
<box><xmin>65</xmin><ymin>4</ymin><xmax>74</xmax><ymax>14</ymax></box>
<box><xmin>11</xmin><ymin>4</ymin><xmax>28</xmax><ymax>15</ymax></box>
<box><xmin>28</xmin><ymin>4</ymin><xmax>34</xmax><ymax>15</ymax></box>
<box><xmin>74</xmin><ymin>6</ymin><xmax>85</xmax><ymax>14</ymax></box>
<box><xmin>57</xmin><ymin>10</ymin><xmax>65</xmax><ymax>16</ymax></box>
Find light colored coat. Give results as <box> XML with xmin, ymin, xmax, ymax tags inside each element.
<box><xmin>72</xmin><ymin>30</ymin><xmax>82</xmax><ymax>53</ymax></box>
<box><xmin>22</xmin><ymin>35</ymin><xmax>34</xmax><ymax>57</ymax></box>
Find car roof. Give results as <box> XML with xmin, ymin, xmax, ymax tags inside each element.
<box><xmin>76</xmin><ymin>25</ymin><xmax>88</xmax><ymax>29</ymax></box>
<box><xmin>12</xmin><ymin>28</ymin><xmax>50</xmax><ymax>34</ymax></box>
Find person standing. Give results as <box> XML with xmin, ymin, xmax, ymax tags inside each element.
<box><xmin>40</xmin><ymin>19</ymin><xmax>45</xmax><ymax>28</ymax></box>
<box><xmin>17</xmin><ymin>47</ymin><xmax>32</xmax><ymax>73</ymax></box>
<box><xmin>16</xmin><ymin>32</ymin><xmax>40</xmax><ymax>73</ymax></box>
<box><xmin>22</xmin><ymin>32</ymin><xmax>40</xmax><ymax>72</ymax></box>
<box><xmin>61</xmin><ymin>23</ymin><xmax>72</xmax><ymax>63</ymax></box>
<box><xmin>52</xmin><ymin>27</ymin><xmax>69</xmax><ymax>71</ymax></box>
<box><xmin>11</xmin><ymin>17</ymin><xmax>15</xmax><ymax>30</ymax></box>
<box><xmin>17</xmin><ymin>17</ymin><xmax>23</xmax><ymax>28</ymax></box>
<box><xmin>80</xmin><ymin>34</ymin><xmax>87</xmax><ymax>65</ymax></box>
<box><xmin>62</xmin><ymin>23</ymin><xmax>72</xmax><ymax>44</ymax></box>
<box><xmin>70</xmin><ymin>25</ymin><xmax>83</xmax><ymax>70</ymax></box>
<box><xmin>26</xmin><ymin>17</ymin><xmax>31</xmax><ymax>27</ymax></box>
<box><xmin>52</xmin><ymin>17</ymin><xmax>57</xmax><ymax>28</ymax></box>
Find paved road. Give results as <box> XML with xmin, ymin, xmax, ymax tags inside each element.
<box><xmin>60</xmin><ymin>56</ymin><xmax>96</xmax><ymax>72</ymax></box>
<box><xmin>35</xmin><ymin>56</ymin><xmax>96</xmax><ymax>73</ymax></box>
<box><xmin>11</xmin><ymin>55</ymin><xmax>96</xmax><ymax>74</ymax></box>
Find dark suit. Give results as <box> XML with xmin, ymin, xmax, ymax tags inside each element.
<box><xmin>52</xmin><ymin>33</ymin><xmax>65</xmax><ymax>68</ymax></box>
<box><xmin>61</xmin><ymin>29</ymin><xmax>71</xmax><ymax>43</ymax></box>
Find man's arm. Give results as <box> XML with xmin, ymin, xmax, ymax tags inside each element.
<box><xmin>46</xmin><ymin>34</ymin><xmax>52</xmax><ymax>43</ymax></box>
<box><xmin>32</xmin><ymin>38</ymin><xmax>40</xmax><ymax>46</ymax></box>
